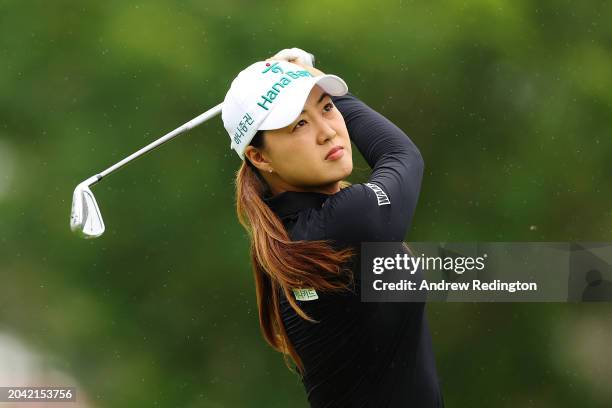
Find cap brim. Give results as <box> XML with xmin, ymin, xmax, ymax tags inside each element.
<box><xmin>258</xmin><ymin>74</ymin><xmax>348</xmax><ymax>131</ymax></box>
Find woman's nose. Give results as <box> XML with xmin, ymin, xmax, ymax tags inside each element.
<box><xmin>317</xmin><ymin>122</ymin><xmax>337</xmax><ymax>144</ymax></box>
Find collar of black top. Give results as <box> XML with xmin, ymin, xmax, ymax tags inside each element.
<box><xmin>263</xmin><ymin>190</ymin><xmax>331</xmax><ymax>218</ymax></box>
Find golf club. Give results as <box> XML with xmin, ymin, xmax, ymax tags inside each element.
<box><xmin>70</xmin><ymin>102</ymin><xmax>223</xmax><ymax>239</ymax></box>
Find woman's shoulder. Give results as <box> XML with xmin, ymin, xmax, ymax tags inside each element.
<box><xmin>323</xmin><ymin>182</ymin><xmax>391</xmax><ymax>211</ymax></box>
<box><xmin>317</xmin><ymin>183</ymin><xmax>405</xmax><ymax>243</ymax></box>
<box><xmin>286</xmin><ymin>181</ymin><xmax>409</xmax><ymax>243</ymax></box>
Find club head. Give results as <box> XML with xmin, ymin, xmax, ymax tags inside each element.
<box><xmin>70</xmin><ymin>179</ymin><xmax>105</xmax><ymax>239</ymax></box>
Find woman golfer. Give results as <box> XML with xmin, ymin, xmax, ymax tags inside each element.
<box><xmin>221</xmin><ymin>49</ymin><xmax>443</xmax><ymax>407</ymax></box>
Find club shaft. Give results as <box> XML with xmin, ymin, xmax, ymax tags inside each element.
<box><xmin>92</xmin><ymin>102</ymin><xmax>223</xmax><ymax>184</ymax></box>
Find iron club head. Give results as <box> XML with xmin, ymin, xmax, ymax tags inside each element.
<box><xmin>69</xmin><ymin>101</ymin><xmax>223</xmax><ymax>239</ymax></box>
<box><xmin>70</xmin><ymin>176</ymin><xmax>105</xmax><ymax>239</ymax></box>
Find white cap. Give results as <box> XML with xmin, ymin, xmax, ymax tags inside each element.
<box><xmin>221</xmin><ymin>60</ymin><xmax>349</xmax><ymax>160</ymax></box>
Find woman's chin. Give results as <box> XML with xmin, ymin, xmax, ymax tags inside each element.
<box><xmin>337</xmin><ymin>160</ymin><xmax>353</xmax><ymax>178</ymax></box>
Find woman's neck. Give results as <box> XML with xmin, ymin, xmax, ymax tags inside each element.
<box><xmin>270</xmin><ymin>181</ymin><xmax>341</xmax><ymax>196</ymax></box>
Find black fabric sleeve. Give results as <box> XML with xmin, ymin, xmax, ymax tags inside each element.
<box><xmin>321</xmin><ymin>91</ymin><xmax>425</xmax><ymax>243</ymax></box>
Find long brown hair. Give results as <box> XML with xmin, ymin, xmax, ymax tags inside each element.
<box><xmin>235</xmin><ymin>130</ymin><xmax>356</xmax><ymax>375</ymax></box>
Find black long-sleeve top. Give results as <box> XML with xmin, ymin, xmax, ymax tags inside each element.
<box><xmin>263</xmin><ymin>91</ymin><xmax>443</xmax><ymax>407</ymax></box>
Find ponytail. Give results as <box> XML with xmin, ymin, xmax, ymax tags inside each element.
<box><xmin>235</xmin><ymin>131</ymin><xmax>355</xmax><ymax>375</ymax></box>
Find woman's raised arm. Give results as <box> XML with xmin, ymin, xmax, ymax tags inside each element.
<box><xmin>322</xmin><ymin>92</ymin><xmax>425</xmax><ymax>243</ymax></box>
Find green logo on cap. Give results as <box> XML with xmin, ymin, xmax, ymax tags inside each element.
<box><xmin>262</xmin><ymin>61</ymin><xmax>285</xmax><ymax>74</ymax></box>
<box><xmin>257</xmin><ymin>62</ymin><xmax>313</xmax><ymax>111</ymax></box>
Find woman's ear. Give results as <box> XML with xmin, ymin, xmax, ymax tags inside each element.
<box><xmin>244</xmin><ymin>146</ymin><xmax>273</xmax><ymax>173</ymax></box>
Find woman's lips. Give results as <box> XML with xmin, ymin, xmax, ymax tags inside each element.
<box><xmin>325</xmin><ymin>146</ymin><xmax>344</xmax><ymax>161</ymax></box>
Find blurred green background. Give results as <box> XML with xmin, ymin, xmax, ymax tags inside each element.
<box><xmin>1</xmin><ymin>0</ymin><xmax>611</xmax><ymax>406</ymax></box>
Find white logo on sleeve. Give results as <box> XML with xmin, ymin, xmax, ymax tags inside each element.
<box><xmin>365</xmin><ymin>183</ymin><xmax>391</xmax><ymax>206</ymax></box>
<box><xmin>293</xmin><ymin>288</ymin><xmax>319</xmax><ymax>301</ymax></box>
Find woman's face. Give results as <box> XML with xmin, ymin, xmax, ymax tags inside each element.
<box><xmin>245</xmin><ymin>85</ymin><xmax>353</xmax><ymax>195</ymax></box>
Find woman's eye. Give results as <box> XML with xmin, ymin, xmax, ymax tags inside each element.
<box><xmin>324</xmin><ymin>102</ymin><xmax>335</xmax><ymax>112</ymax></box>
<box><xmin>293</xmin><ymin>120</ymin><xmax>306</xmax><ymax>131</ymax></box>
